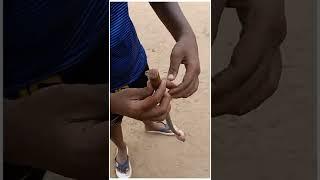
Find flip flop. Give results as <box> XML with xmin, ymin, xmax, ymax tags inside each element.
<box><xmin>115</xmin><ymin>147</ymin><xmax>132</xmax><ymax>178</ymax></box>
<box><xmin>145</xmin><ymin>121</ymin><xmax>175</xmax><ymax>136</ymax></box>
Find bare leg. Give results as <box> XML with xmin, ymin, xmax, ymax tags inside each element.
<box><xmin>110</xmin><ymin>123</ymin><xmax>127</xmax><ymax>164</ymax></box>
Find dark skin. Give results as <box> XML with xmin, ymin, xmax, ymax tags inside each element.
<box><xmin>110</xmin><ymin>3</ymin><xmax>200</xmax><ymax>172</ymax></box>
<box><xmin>212</xmin><ymin>0</ymin><xmax>287</xmax><ymax>116</ymax></box>
<box><xmin>111</xmin><ymin>2</ymin><xmax>200</xmax><ymax>120</ymax></box>
<box><xmin>150</xmin><ymin>2</ymin><xmax>200</xmax><ymax>99</ymax></box>
<box><xmin>4</xmin><ymin>84</ymin><xmax>107</xmax><ymax>179</ymax></box>
<box><xmin>4</xmin><ymin>3</ymin><xmax>200</xmax><ymax>178</ymax></box>
<box><xmin>111</xmin><ymin>81</ymin><xmax>173</xmax><ymax>122</ymax></box>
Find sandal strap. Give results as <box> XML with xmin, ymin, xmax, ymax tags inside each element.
<box><xmin>115</xmin><ymin>156</ymin><xmax>130</xmax><ymax>173</ymax></box>
<box><xmin>157</xmin><ymin>122</ymin><xmax>172</xmax><ymax>133</ymax></box>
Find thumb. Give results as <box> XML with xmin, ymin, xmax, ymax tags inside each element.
<box><xmin>168</xmin><ymin>45</ymin><xmax>183</xmax><ymax>80</ymax></box>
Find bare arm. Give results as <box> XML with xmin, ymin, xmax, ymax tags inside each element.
<box><xmin>149</xmin><ymin>2</ymin><xmax>194</xmax><ymax>41</ymax></box>
<box><xmin>149</xmin><ymin>2</ymin><xmax>200</xmax><ymax>98</ymax></box>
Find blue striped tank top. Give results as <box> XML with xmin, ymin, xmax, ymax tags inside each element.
<box><xmin>110</xmin><ymin>2</ymin><xmax>147</xmax><ymax>92</ymax></box>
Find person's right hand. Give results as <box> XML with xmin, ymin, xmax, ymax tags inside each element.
<box><xmin>4</xmin><ymin>84</ymin><xmax>108</xmax><ymax>179</ymax></box>
<box><xmin>110</xmin><ymin>80</ymin><xmax>172</xmax><ymax>122</ymax></box>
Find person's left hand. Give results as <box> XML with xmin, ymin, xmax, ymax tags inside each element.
<box><xmin>167</xmin><ymin>33</ymin><xmax>200</xmax><ymax>98</ymax></box>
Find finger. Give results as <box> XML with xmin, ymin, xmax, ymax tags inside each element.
<box><xmin>125</xmin><ymin>86</ymin><xmax>153</xmax><ymax>100</ymax></box>
<box><xmin>168</xmin><ymin>64</ymin><xmax>196</xmax><ymax>97</ymax></box>
<box><xmin>158</xmin><ymin>92</ymin><xmax>172</xmax><ymax>113</ymax></box>
<box><xmin>212</xmin><ymin>48</ymin><xmax>280</xmax><ymax>116</ymax></box>
<box><xmin>174</xmin><ymin>76</ymin><xmax>198</xmax><ymax>98</ymax></box>
<box><xmin>241</xmin><ymin>49</ymin><xmax>282</xmax><ymax>114</ymax></box>
<box><xmin>140</xmin><ymin>80</ymin><xmax>167</xmax><ymax>110</ymax></box>
<box><xmin>171</xmin><ymin>77</ymin><xmax>194</xmax><ymax>98</ymax></box>
<box><xmin>128</xmin><ymin>81</ymin><xmax>154</xmax><ymax>100</ymax></box>
<box><xmin>143</xmin><ymin>92</ymin><xmax>171</xmax><ymax>120</ymax></box>
<box><xmin>168</xmin><ymin>44</ymin><xmax>183</xmax><ymax>80</ymax></box>
<box><xmin>136</xmin><ymin>81</ymin><xmax>154</xmax><ymax>99</ymax></box>
<box><xmin>147</xmin><ymin>80</ymin><xmax>152</xmax><ymax>89</ymax></box>
<box><xmin>166</xmin><ymin>80</ymin><xmax>178</xmax><ymax>89</ymax></box>
<box><xmin>148</xmin><ymin>104</ymin><xmax>171</xmax><ymax>122</ymax></box>
<box><xmin>149</xmin><ymin>113</ymin><xmax>168</xmax><ymax>122</ymax></box>
<box><xmin>185</xmin><ymin>77</ymin><xmax>199</xmax><ymax>98</ymax></box>
<box><xmin>213</xmin><ymin>63</ymin><xmax>269</xmax><ymax>115</ymax></box>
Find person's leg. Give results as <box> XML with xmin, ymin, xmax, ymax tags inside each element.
<box><xmin>110</xmin><ymin>114</ymin><xmax>133</xmax><ymax>178</ymax></box>
<box><xmin>110</xmin><ymin>119</ymin><xmax>127</xmax><ymax>164</ymax></box>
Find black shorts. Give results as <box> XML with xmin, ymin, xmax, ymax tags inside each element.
<box><xmin>110</xmin><ymin>65</ymin><xmax>149</xmax><ymax>126</ymax></box>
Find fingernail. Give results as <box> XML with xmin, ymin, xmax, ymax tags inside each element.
<box><xmin>168</xmin><ymin>74</ymin><xmax>174</xmax><ymax>80</ymax></box>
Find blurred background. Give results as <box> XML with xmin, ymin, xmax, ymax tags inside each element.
<box><xmin>212</xmin><ymin>0</ymin><xmax>314</xmax><ymax>179</ymax></box>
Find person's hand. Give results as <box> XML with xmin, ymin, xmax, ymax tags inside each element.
<box><xmin>212</xmin><ymin>0</ymin><xmax>286</xmax><ymax>117</ymax></box>
<box><xmin>4</xmin><ymin>84</ymin><xmax>108</xmax><ymax>179</ymax></box>
<box><xmin>111</xmin><ymin>80</ymin><xmax>172</xmax><ymax>122</ymax></box>
<box><xmin>167</xmin><ymin>33</ymin><xmax>200</xmax><ymax>98</ymax></box>
<box><xmin>212</xmin><ymin>48</ymin><xmax>282</xmax><ymax>116</ymax></box>
<box><xmin>148</xmin><ymin>2</ymin><xmax>200</xmax><ymax>98</ymax></box>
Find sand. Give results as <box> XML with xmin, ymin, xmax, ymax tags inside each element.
<box><xmin>110</xmin><ymin>2</ymin><xmax>211</xmax><ymax>178</ymax></box>
<box><xmin>212</xmin><ymin>0</ymin><xmax>314</xmax><ymax>179</ymax></box>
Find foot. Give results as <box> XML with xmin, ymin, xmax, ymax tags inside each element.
<box><xmin>144</xmin><ymin>121</ymin><xmax>174</xmax><ymax>136</ymax></box>
<box><xmin>115</xmin><ymin>146</ymin><xmax>132</xmax><ymax>178</ymax></box>
<box><xmin>115</xmin><ymin>146</ymin><xmax>128</xmax><ymax>165</ymax></box>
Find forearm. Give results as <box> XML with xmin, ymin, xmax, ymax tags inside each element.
<box><xmin>150</xmin><ymin>2</ymin><xmax>194</xmax><ymax>41</ymax></box>
<box><xmin>213</xmin><ymin>23</ymin><xmax>285</xmax><ymax>97</ymax></box>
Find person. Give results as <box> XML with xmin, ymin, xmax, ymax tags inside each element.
<box><xmin>4</xmin><ymin>0</ymin><xmax>108</xmax><ymax>179</ymax></box>
<box><xmin>212</xmin><ymin>0</ymin><xmax>287</xmax><ymax>117</ymax></box>
<box><xmin>110</xmin><ymin>2</ymin><xmax>200</xmax><ymax>178</ymax></box>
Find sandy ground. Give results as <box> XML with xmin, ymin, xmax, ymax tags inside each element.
<box><xmin>212</xmin><ymin>0</ymin><xmax>314</xmax><ymax>179</ymax></box>
<box><xmin>110</xmin><ymin>2</ymin><xmax>211</xmax><ymax>178</ymax></box>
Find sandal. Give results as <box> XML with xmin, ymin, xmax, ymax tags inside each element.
<box><xmin>145</xmin><ymin>121</ymin><xmax>175</xmax><ymax>136</ymax></box>
<box><xmin>115</xmin><ymin>146</ymin><xmax>132</xmax><ymax>178</ymax></box>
